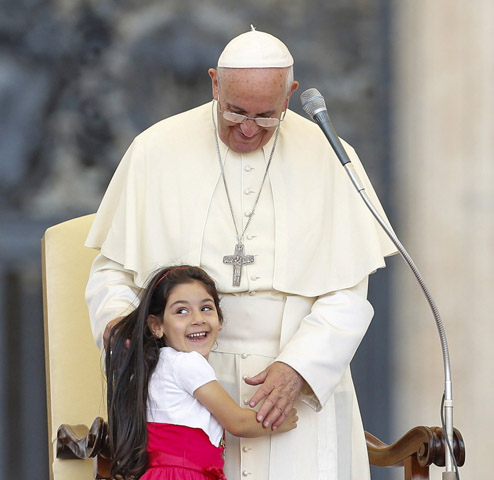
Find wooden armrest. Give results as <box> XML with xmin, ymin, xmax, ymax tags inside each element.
<box><xmin>366</xmin><ymin>426</ymin><xmax>465</xmax><ymax>478</ymax></box>
<box><xmin>57</xmin><ymin>418</ymin><xmax>465</xmax><ymax>480</ymax></box>
<box><xmin>57</xmin><ymin>417</ymin><xmax>112</xmax><ymax>479</ymax></box>
<box><xmin>57</xmin><ymin>417</ymin><xmax>110</xmax><ymax>460</ymax></box>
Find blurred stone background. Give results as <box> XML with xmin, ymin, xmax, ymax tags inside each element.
<box><xmin>1</xmin><ymin>1</ymin><xmax>492</xmax><ymax>479</ymax></box>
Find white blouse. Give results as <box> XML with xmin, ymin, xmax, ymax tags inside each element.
<box><xmin>146</xmin><ymin>347</ymin><xmax>224</xmax><ymax>447</ymax></box>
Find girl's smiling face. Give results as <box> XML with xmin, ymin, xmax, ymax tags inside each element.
<box><xmin>155</xmin><ymin>280</ymin><xmax>221</xmax><ymax>359</ymax></box>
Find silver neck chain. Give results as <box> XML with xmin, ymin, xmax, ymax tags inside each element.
<box><xmin>211</xmin><ymin>100</ymin><xmax>280</xmax><ymax>242</ymax></box>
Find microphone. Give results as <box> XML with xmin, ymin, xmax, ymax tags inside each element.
<box><xmin>300</xmin><ymin>88</ymin><xmax>458</xmax><ymax>479</ymax></box>
<box><xmin>300</xmin><ymin>88</ymin><xmax>351</xmax><ymax>166</ymax></box>
<box><xmin>300</xmin><ymin>87</ymin><xmax>365</xmax><ymax>193</ymax></box>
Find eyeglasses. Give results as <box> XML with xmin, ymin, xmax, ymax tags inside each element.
<box><xmin>216</xmin><ymin>98</ymin><xmax>284</xmax><ymax>128</ymax></box>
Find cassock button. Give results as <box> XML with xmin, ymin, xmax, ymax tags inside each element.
<box><xmin>246</xmin><ymin>234</ymin><xmax>256</xmax><ymax>240</ymax></box>
<box><xmin>250</xmin><ymin>275</ymin><xmax>259</xmax><ymax>281</ymax></box>
<box><xmin>241</xmin><ymin>353</ymin><xmax>249</xmax><ymax>359</ymax></box>
<box><xmin>244</xmin><ymin>165</ymin><xmax>253</xmax><ymax>172</ymax></box>
<box><xmin>248</xmin><ymin>291</ymin><xmax>256</xmax><ymax>296</ymax></box>
<box><xmin>243</xmin><ymin>398</ymin><xmax>250</xmax><ymax>405</ymax></box>
<box><xmin>242</xmin><ymin>446</ymin><xmax>252</xmax><ymax>452</ymax></box>
<box><xmin>242</xmin><ymin>471</ymin><xmax>252</xmax><ymax>476</ymax></box>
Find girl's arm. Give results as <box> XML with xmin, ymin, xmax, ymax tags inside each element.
<box><xmin>194</xmin><ymin>380</ymin><xmax>297</xmax><ymax>438</ymax></box>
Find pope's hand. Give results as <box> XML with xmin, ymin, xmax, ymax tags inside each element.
<box><xmin>244</xmin><ymin>361</ymin><xmax>304</xmax><ymax>430</ymax></box>
<box><xmin>103</xmin><ymin>317</ymin><xmax>125</xmax><ymax>351</ymax></box>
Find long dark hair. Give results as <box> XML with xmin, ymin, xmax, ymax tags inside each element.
<box><xmin>105</xmin><ymin>265</ymin><xmax>224</xmax><ymax>479</ymax></box>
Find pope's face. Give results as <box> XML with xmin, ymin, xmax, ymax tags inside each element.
<box><xmin>209</xmin><ymin>68</ymin><xmax>298</xmax><ymax>154</ymax></box>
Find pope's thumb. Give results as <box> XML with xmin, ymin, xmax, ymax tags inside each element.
<box><xmin>243</xmin><ymin>369</ymin><xmax>268</xmax><ymax>386</ymax></box>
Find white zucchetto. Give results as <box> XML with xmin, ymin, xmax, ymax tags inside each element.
<box><xmin>217</xmin><ymin>26</ymin><xmax>293</xmax><ymax>69</ymax></box>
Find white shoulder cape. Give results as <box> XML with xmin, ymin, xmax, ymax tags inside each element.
<box><xmin>86</xmin><ymin>102</ymin><xmax>396</xmax><ymax>295</ymax></box>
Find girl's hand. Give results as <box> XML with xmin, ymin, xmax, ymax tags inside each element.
<box><xmin>272</xmin><ymin>407</ymin><xmax>298</xmax><ymax>433</ymax></box>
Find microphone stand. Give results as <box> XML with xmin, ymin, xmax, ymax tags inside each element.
<box><xmin>301</xmin><ymin>87</ymin><xmax>458</xmax><ymax>477</ymax></box>
<box><xmin>344</xmin><ymin>162</ymin><xmax>457</xmax><ymax>479</ymax></box>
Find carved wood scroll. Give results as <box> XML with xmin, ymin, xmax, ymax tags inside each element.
<box><xmin>57</xmin><ymin>418</ymin><xmax>465</xmax><ymax>480</ymax></box>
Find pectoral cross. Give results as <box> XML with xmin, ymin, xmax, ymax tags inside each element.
<box><xmin>223</xmin><ymin>240</ymin><xmax>255</xmax><ymax>287</ymax></box>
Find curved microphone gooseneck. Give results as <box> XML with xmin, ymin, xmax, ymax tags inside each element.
<box><xmin>300</xmin><ymin>88</ymin><xmax>457</xmax><ymax>480</ymax></box>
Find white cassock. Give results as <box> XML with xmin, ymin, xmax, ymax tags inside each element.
<box><xmin>85</xmin><ymin>102</ymin><xmax>397</xmax><ymax>480</ymax></box>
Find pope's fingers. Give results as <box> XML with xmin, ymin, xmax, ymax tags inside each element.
<box><xmin>253</xmin><ymin>364</ymin><xmax>304</xmax><ymax>425</ymax></box>
<box><xmin>244</xmin><ymin>369</ymin><xmax>268</xmax><ymax>387</ymax></box>
<box><xmin>248</xmin><ymin>382</ymin><xmax>275</xmax><ymax>408</ymax></box>
<box><xmin>256</xmin><ymin>394</ymin><xmax>281</xmax><ymax>426</ymax></box>
<box><xmin>255</xmin><ymin>385</ymin><xmax>290</xmax><ymax>426</ymax></box>
<box><xmin>103</xmin><ymin>317</ymin><xmax>126</xmax><ymax>351</ymax></box>
<box><xmin>247</xmin><ymin>365</ymin><xmax>286</xmax><ymax>409</ymax></box>
<box><xmin>263</xmin><ymin>398</ymin><xmax>291</xmax><ymax>429</ymax></box>
<box><xmin>103</xmin><ymin>326</ymin><xmax>113</xmax><ymax>349</ymax></box>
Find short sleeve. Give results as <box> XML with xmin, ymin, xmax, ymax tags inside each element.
<box><xmin>172</xmin><ymin>351</ymin><xmax>217</xmax><ymax>396</ymax></box>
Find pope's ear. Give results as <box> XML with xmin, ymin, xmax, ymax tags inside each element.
<box><xmin>147</xmin><ymin>314</ymin><xmax>164</xmax><ymax>339</ymax></box>
<box><xmin>285</xmin><ymin>80</ymin><xmax>299</xmax><ymax>108</ymax></box>
<box><xmin>208</xmin><ymin>68</ymin><xmax>219</xmax><ymax>100</ymax></box>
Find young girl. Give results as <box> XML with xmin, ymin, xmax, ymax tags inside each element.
<box><xmin>105</xmin><ymin>265</ymin><xmax>298</xmax><ymax>480</ymax></box>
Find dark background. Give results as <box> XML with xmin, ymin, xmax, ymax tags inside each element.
<box><xmin>0</xmin><ymin>1</ymin><xmax>396</xmax><ymax>478</ymax></box>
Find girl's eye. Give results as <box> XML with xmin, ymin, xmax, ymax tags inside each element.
<box><xmin>176</xmin><ymin>307</ymin><xmax>188</xmax><ymax>314</ymax></box>
<box><xmin>202</xmin><ymin>305</ymin><xmax>214</xmax><ymax>312</ymax></box>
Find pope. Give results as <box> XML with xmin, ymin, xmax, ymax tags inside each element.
<box><xmin>85</xmin><ymin>26</ymin><xmax>396</xmax><ymax>480</ymax></box>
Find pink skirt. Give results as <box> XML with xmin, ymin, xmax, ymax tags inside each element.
<box><xmin>140</xmin><ymin>423</ymin><xmax>226</xmax><ymax>480</ymax></box>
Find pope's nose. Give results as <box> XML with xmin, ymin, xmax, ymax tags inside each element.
<box><xmin>239</xmin><ymin>119</ymin><xmax>260</xmax><ymax>137</ymax></box>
